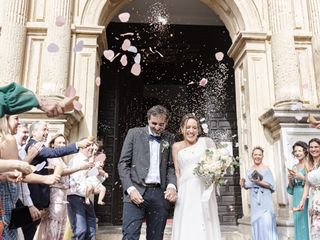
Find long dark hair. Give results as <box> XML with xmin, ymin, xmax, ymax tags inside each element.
<box><xmin>308</xmin><ymin>138</ymin><xmax>320</xmax><ymax>168</ymax></box>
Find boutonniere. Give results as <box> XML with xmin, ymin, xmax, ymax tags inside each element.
<box><xmin>161</xmin><ymin>140</ymin><xmax>170</xmax><ymax>152</ymax></box>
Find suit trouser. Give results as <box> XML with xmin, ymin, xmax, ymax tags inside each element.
<box><xmin>122</xmin><ymin>187</ymin><xmax>169</xmax><ymax>240</ymax></box>
<box><xmin>67</xmin><ymin>195</ymin><xmax>96</xmax><ymax>240</ymax></box>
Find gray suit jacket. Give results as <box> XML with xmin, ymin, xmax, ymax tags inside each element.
<box><xmin>118</xmin><ymin>126</ymin><xmax>176</xmax><ymax>202</ymax></box>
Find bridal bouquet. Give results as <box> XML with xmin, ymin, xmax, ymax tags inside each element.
<box><xmin>193</xmin><ymin>147</ymin><xmax>237</xmax><ymax>186</ymax></box>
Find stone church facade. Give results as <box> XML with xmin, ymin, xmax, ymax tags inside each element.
<box><xmin>1</xmin><ymin>0</ymin><xmax>320</xmax><ymax>238</ymax></box>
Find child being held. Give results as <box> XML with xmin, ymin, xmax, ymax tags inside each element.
<box><xmin>85</xmin><ymin>143</ymin><xmax>108</xmax><ymax>205</ymax></box>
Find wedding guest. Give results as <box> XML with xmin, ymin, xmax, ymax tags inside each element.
<box><xmin>298</xmin><ymin>138</ymin><xmax>320</xmax><ymax>239</ymax></box>
<box><xmin>240</xmin><ymin>146</ymin><xmax>278</xmax><ymax>240</ymax></box>
<box><xmin>23</xmin><ymin>121</ymin><xmax>91</xmax><ymax>240</ymax></box>
<box><xmin>36</xmin><ymin>134</ymin><xmax>93</xmax><ymax>240</ymax></box>
<box><xmin>0</xmin><ymin>82</ymin><xmax>64</xmax><ymax>118</ymax></box>
<box><xmin>287</xmin><ymin>141</ymin><xmax>309</xmax><ymax>240</ymax></box>
<box><xmin>118</xmin><ymin>105</ymin><xmax>177</xmax><ymax>240</ymax></box>
<box><xmin>0</xmin><ymin>115</ymin><xmax>60</xmax><ymax>240</ymax></box>
<box><xmin>67</xmin><ymin>138</ymin><xmax>96</xmax><ymax>240</ymax></box>
<box><xmin>171</xmin><ymin>113</ymin><xmax>221</xmax><ymax>240</ymax></box>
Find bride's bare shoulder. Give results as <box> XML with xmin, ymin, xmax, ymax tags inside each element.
<box><xmin>172</xmin><ymin>141</ymin><xmax>185</xmax><ymax>151</ymax></box>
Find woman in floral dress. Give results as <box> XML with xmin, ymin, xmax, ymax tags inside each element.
<box><xmin>298</xmin><ymin>138</ymin><xmax>320</xmax><ymax>239</ymax></box>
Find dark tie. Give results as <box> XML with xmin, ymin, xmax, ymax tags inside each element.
<box><xmin>148</xmin><ymin>134</ymin><xmax>161</xmax><ymax>143</ymax></box>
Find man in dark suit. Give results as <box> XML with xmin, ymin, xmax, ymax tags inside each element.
<box><xmin>118</xmin><ymin>105</ymin><xmax>177</xmax><ymax>240</ymax></box>
<box><xmin>23</xmin><ymin>121</ymin><xmax>90</xmax><ymax>240</ymax></box>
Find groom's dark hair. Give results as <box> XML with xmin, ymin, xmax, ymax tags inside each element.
<box><xmin>147</xmin><ymin>105</ymin><xmax>169</xmax><ymax>120</ymax></box>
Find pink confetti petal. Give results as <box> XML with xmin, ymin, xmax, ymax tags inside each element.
<box><xmin>155</xmin><ymin>50</ymin><xmax>164</xmax><ymax>57</ymax></box>
<box><xmin>55</xmin><ymin>16</ymin><xmax>65</xmax><ymax>27</ymax></box>
<box><xmin>73</xmin><ymin>40</ymin><xmax>84</xmax><ymax>52</ymax></box>
<box><xmin>118</xmin><ymin>12</ymin><xmax>130</xmax><ymax>22</ymax></box>
<box><xmin>66</xmin><ymin>86</ymin><xmax>76</xmax><ymax>97</ymax></box>
<box><xmin>47</xmin><ymin>43</ymin><xmax>59</xmax><ymax>52</ymax></box>
<box><xmin>122</xmin><ymin>39</ymin><xmax>131</xmax><ymax>51</ymax></box>
<box><xmin>131</xmin><ymin>63</ymin><xmax>141</xmax><ymax>76</ymax></box>
<box><xmin>199</xmin><ymin>78</ymin><xmax>208</xmax><ymax>87</ymax></box>
<box><xmin>134</xmin><ymin>53</ymin><xmax>141</xmax><ymax>64</ymax></box>
<box><xmin>95</xmin><ymin>77</ymin><xmax>101</xmax><ymax>86</ymax></box>
<box><xmin>187</xmin><ymin>81</ymin><xmax>194</xmax><ymax>85</ymax></box>
<box><xmin>120</xmin><ymin>55</ymin><xmax>128</xmax><ymax>66</ymax></box>
<box><xmin>215</xmin><ymin>52</ymin><xmax>224</xmax><ymax>61</ymax></box>
<box><xmin>120</xmin><ymin>32</ymin><xmax>134</xmax><ymax>37</ymax></box>
<box><xmin>103</xmin><ymin>50</ymin><xmax>115</xmax><ymax>61</ymax></box>
<box><xmin>127</xmin><ymin>46</ymin><xmax>138</xmax><ymax>53</ymax></box>
<box><xmin>73</xmin><ymin>100</ymin><xmax>82</xmax><ymax>111</ymax></box>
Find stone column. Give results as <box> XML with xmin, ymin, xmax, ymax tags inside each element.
<box><xmin>0</xmin><ymin>0</ymin><xmax>28</xmax><ymax>86</ymax></box>
<box><xmin>308</xmin><ymin>0</ymin><xmax>320</xmax><ymax>103</ymax></box>
<box><xmin>39</xmin><ymin>0</ymin><xmax>71</xmax><ymax>96</ymax></box>
<box><xmin>268</xmin><ymin>0</ymin><xmax>301</xmax><ymax>106</ymax></box>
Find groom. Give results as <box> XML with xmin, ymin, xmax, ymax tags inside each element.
<box><xmin>118</xmin><ymin>105</ymin><xmax>177</xmax><ymax>240</ymax></box>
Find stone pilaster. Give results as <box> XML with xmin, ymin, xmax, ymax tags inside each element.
<box><xmin>0</xmin><ymin>0</ymin><xmax>28</xmax><ymax>86</ymax></box>
<box><xmin>39</xmin><ymin>0</ymin><xmax>72</xmax><ymax>96</ymax></box>
<box><xmin>268</xmin><ymin>0</ymin><xmax>301</xmax><ymax>106</ymax></box>
<box><xmin>308</xmin><ymin>0</ymin><xmax>320</xmax><ymax>104</ymax></box>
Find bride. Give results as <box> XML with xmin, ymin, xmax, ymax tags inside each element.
<box><xmin>171</xmin><ymin>113</ymin><xmax>221</xmax><ymax>240</ymax></box>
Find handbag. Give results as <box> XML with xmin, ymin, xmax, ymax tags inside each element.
<box><xmin>6</xmin><ymin>182</ymin><xmax>33</xmax><ymax>229</ymax></box>
<box><xmin>251</xmin><ymin>170</ymin><xmax>263</xmax><ymax>181</ymax></box>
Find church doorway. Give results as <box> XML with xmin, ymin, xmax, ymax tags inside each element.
<box><xmin>96</xmin><ymin>10</ymin><xmax>241</xmax><ymax>226</ymax></box>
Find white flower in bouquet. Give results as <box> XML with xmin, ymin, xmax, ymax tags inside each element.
<box><xmin>193</xmin><ymin>147</ymin><xmax>238</xmax><ymax>186</ymax></box>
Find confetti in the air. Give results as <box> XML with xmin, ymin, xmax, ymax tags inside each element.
<box><xmin>73</xmin><ymin>100</ymin><xmax>83</xmax><ymax>111</ymax></box>
<box><xmin>215</xmin><ymin>52</ymin><xmax>224</xmax><ymax>62</ymax></box>
<box><xmin>111</xmin><ymin>53</ymin><xmax>121</xmax><ymax>62</ymax></box>
<box><xmin>66</xmin><ymin>86</ymin><xmax>76</xmax><ymax>97</ymax></box>
<box><xmin>120</xmin><ymin>32</ymin><xmax>134</xmax><ymax>37</ymax></box>
<box><xmin>149</xmin><ymin>47</ymin><xmax>155</xmax><ymax>53</ymax></box>
<box><xmin>155</xmin><ymin>50</ymin><xmax>164</xmax><ymax>57</ymax></box>
<box><xmin>128</xmin><ymin>46</ymin><xmax>138</xmax><ymax>53</ymax></box>
<box><xmin>200</xmin><ymin>118</ymin><xmax>206</xmax><ymax>122</ymax></box>
<box><xmin>118</xmin><ymin>12</ymin><xmax>130</xmax><ymax>22</ymax></box>
<box><xmin>95</xmin><ymin>77</ymin><xmax>101</xmax><ymax>86</ymax></box>
<box><xmin>47</xmin><ymin>43</ymin><xmax>59</xmax><ymax>52</ymax></box>
<box><xmin>103</xmin><ymin>50</ymin><xmax>115</xmax><ymax>61</ymax></box>
<box><xmin>73</xmin><ymin>40</ymin><xmax>84</xmax><ymax>52</ymax></box>
<box><xmin>134</xmin><ymin>53</ymin><xmax>141</xmax><ymax>64</ymax></box>
<box><xmin>122</xmin><ymin>39</ymin><xmax>131</xmax><ymax>51</ymax></box>
<box><xmin>295</xmin><ymin>114</ymin><xmax>304</xmax><ymax>121</ymax></box>
<box><xmin>120</xmin><ymin>55</ymin><xmax>128</xmax><ymax>66</ymax></box>
<box><xmin>131</xmin><ymin>63</ymin><xmax>141</xmax><ymax>76</ymax></box>
<box><xmin>291</xmin><ymin>102</ymin><xmax>303</xmax><ymax>111</ymax></box>
<box><xmin>55</xmin><ymin>16</ymin><xmax>66</xmax><ymax>27</ymax></box>
<box><xmin>187</xmin><ymin>81</ymin><xmax>195</xmax><ymax>85</ymax></box>
<box><xmin>199</xmin><ymin>78</ymin><xmax>208</xmax><ymax>87</ymax></box>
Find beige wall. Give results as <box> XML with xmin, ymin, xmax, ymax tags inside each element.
<box><xmin>1</xmin><ymin>0</ymin><xmax>320</xmax><ymax>238</ymax></box>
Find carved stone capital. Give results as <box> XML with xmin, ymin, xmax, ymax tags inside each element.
<box><xmin>259</xmin><ymin>107</ymin><xmax>320</xmax><ymax>140</ymax></box>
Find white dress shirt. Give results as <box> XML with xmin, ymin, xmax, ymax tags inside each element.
<box><xmin>145</xmin><ymin>127</ymin><xmax>161</xmax><ymax>184</ymax></box>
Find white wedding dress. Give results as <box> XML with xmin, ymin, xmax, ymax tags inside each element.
<box><xmin>171</xmin><ymin>137</ymin><xmax>221</xmax><ymax>240</ymax></box>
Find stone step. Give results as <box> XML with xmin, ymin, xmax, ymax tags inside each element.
<box><xmin>96</xmin><ymin>224</ymin><xmax>244</xmax><ymax>240</ymax></box>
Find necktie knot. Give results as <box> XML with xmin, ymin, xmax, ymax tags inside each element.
<box><xmin>148</xmin><ymin>134</ymin><xmax>161</xmax><ymax>143</ymax></box>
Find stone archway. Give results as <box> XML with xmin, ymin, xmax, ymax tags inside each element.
<box><xmin>76</xmin><ymin>0</ymin><xmax>316</xmax><ymax>237</ymax></box>
<box><xmin>79</xmin><ymin>0</ymin><xmax>268</xmax><ymax>220</ymax></box>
